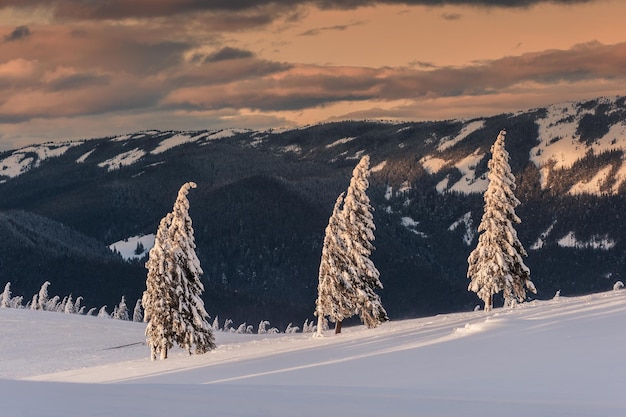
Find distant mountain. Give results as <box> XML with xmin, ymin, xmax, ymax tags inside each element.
<box><xmin>1</xmin><ymin>96</ymin><xmax>626</xmax><ymax>327</ymax></box>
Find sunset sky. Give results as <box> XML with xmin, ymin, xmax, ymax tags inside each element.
<box><xmin>1</xmin><ymin>0</ymin><xmax>625</xmax><ymax>150</ymax></box>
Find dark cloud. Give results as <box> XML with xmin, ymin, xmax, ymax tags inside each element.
<box><xmin>298</xmin><ymin>21</ymin><xmax>364</xmax><ymax>36</ymax></box>
<box><xmin>441</xmin><ymin>12</ymin><xmax>462</xmax><ymax>20</ymax></box>
<box><xmin>46</xmin><ymin>73</ymin><xmax>111</xmax><ymax>92</ymax></box>
<box><xmin>1</xmin><ymin>1</ymin><xmax>596</xmax><ymax>22</ymax></box>
<box><xmin>4</xmin><ymin>26</ymin><xmax>31</xmax><ymax>42</ymax></box>
<box><xmin>161</xmin><ymin>41</ymin><xmax>626</xmax><ymax>113</ymax></box>
<box><xmin>205</xmin><ymin>47</ymin><xmax>255</xmax><ymax>63</ymax></box>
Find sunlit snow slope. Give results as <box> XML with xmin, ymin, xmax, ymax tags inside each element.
<box><xmin>1</xmin><ymin>289</ymin><xmax>626</xmax><ymax>417</ymax></box>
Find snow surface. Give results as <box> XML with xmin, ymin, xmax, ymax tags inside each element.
<box><xmin>0</xmin><ymin>143</ymin><xmax>78</xmax><ymax>178</ymax></box>
<box><xmin>109</xmin><ymin>234</ymin><xmax>156</xmax><ymax>260</ymax></box>
<box><xmin>437</xmin><ymin>120</ymin><xmax>485</xmax><ymax>152</ymax></box>
<box><xmin>400</xmin><ymin>216</ymin><xmax>426</xmax><ymax>237</ymax></box>
<box><xmin>448</xmin><ymin>212</ymin><xmax>475</xmax><ymax>245</ymax></box>
<box><xmin>2</xmin><ymin>290</ymin><xmax>626</xmax><ymax>416</ymax></box>
<box><xmin>569</xmin><ymin>165</ymin><xmax>613</xmax><ymax>195</ymax></box>
<box><xmin>440</xmin><ymin>149</ymin><xmax>488</xmax><ymax>194</ymax></box>
<box><xmin>97</xmin><ymin>148</ymin><xmax>146</xmax><ymax>171</ymax></box>
<box><xmin>151</xmin><ymin>133</ymin><xmax>208</xmax><ymax>154</ymax></box>
<box><xmin>325</xmin><ymin>136</ymin><xmax>356</xmax><ymax>148</ymax></box>
<box><xmin>370</xmin><ymin>160</ymin><xmax>386</xmax><ymax>173</ymax></box>
<box><xmin>557</xmin><ymin>232</ymin><xmax>616</xmax><ymax>250</ymax></box>
<box><xmin>530</xmin><ymin>97</ymin><xmax>626</xmax><ymax>194</ymax></box>
<box><xmin>531</xmin><ymin>220</ymin><xmax>557</xmax><ymax>250</ymax></box>
<box><xmin>419</xmin><ymin>155</ymin><xmax>447</xmax><ymax>174</ymax></box>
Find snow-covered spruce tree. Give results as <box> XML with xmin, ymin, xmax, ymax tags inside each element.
<box><xmin>132</xmin><ymin>299</ymin><xmax>143</xmax><ymax>322</ymax></box>
<box><xmin>341</xmin><ymin>155</ymin><xmax>388</xmax><ymax>328</ymax></box>
<box><xmin>1</xmin><ymin>282</ymin><xmax>12</xmax><ymax>308</ymax></box>
<box><xmin>314</xmin><ymin>193</ymin><xmax>358</xmax><ymax>336</ymax></box>
<box><xmin>142</xmin><ymin>182</ymin><xmax>215</xmax><ymax>360</ymax></box>
<box><xmin>113</xmin><ymin>296</ymin><xmax>129</xmax><ymax>320</ymax></box>
<box><xmin>467</xmin><ymin>130</ymin><xmax>536</xmax><ymax>311</ymax></box>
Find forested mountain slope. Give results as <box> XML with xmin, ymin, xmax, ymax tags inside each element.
<box><xmin>1</xmin><ymin>96</ymin><xmax>625</xmax><ymax>327</ymax></box>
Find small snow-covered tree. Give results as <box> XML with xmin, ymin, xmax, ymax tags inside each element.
<box><xmin>341</xmin><ymin>155</ymin><xmax>388</xmax><ymax>329</ymax></box>
<box><xmin>63</xmin><ymin>295</ymin><xmax>74</xmax><ymax>314</ymax></box>
<box><xmin>143</xmin><ymin>182</ymin><xmax>215</xmax><ymax>360</ymax></box>
<box><xmin>113</xmin><ymin>296</ymin><xmax>129</xmax><ymax>320</ymax></box>
<box><xmin>467</xmin><ymin>130</ymin><xmax>536</xmax><ymax>311</ymax></box>
<box><xmin>1</xmin><ymin>282</ymin><xmax>12</xmax><ymax>308</ymax></box>
<box><xmin>98</xmin><ymin>306</ymin><xmax>110</xmax><ymax>318</ymax></box>
<box><xmin>132</xmin><ymin>299</ymin><xmax>143</xmax><ymax>322</ymax></box>
<box><xmin>37</xmin><ymin>281</ymin><xmax>51</xmax><ymax>311</ymax></box>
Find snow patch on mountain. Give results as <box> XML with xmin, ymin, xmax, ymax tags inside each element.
<box><xmin>443</xmin><ymin>150</ymin><xmax>488</xmax><ymax>194</ymax></box>
<box><xmin>569</xmin><ymin>165</ymin><xmax>614</xmax><ymax>195</ymax></box>
<box><xmin>326</xmin><ymin>137</ymin><xmax>356</xmax><ymax>148</ymax></box>
<box><xmin>530</xmin><ymin>97</ymin><xmax>626</xmax><ymax>193</ymax></box>
<box><xmin>98</xmin><ymin>148</ymin><xmax>146</xmax><ymax>171</ymax></box>
<box><xmin>109</xmin><ymin>234</ymin><xmax>155</xmax><ymax>260</ymax></box>
<box><xmin>531</xmin><ymin>220</ymin><xmax>556</xmax><ymax>250</ymax></box>
<box><xmin>558</xmin><ymin>232</ymin><xmax>616</xmax><ymax>250</ymax></box>
<box><xmin>420</xmin><ymin>156</ymin><xmax>447</xmax><ymax>174</ymax></box>
<box><xmin>151</xmin><ymin>133</ymin><xmax>208</xmax><ymax>154</ymax></box>
<box><xmin>279</xmin><ymin>144</ymin><xmax>302</xmax><ymax>154</ymax></box>
<box><xmin>206</xmin><ymin>129</ymin><xmax>249</xmax><ymax>141</ymax></box>
<box><xmin>0</xmin><ymin>143</ymin><xmax>78</xmax><ymax>178</ymax></box>
<box><xmin>448</xmin><ymin>212</ymin><xmax>475</xmax><ymax>245</ymax></box>
<box><xmin>371</xmin><ymin>160</ymin><xmax>386</xmax><ymax>173</ymax></box>
<box><xmin>76</xmin><ymin>149</ymin><xmax>96</xmax><ymax>164</ymax></box>
<box><xmin>401</xmin><ymin>216</ymin><xmax>426</xmax><ymax>237</ymax></box>
<box><xmin>437</xmin><ymin>120</ymin><xmax>485</xmax><ymax>152</ymax></box>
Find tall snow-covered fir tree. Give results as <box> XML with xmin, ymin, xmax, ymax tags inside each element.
<box><xmin>342</xmin><ymin>155</ymin><xmax>388</xmax><ymax>328</ymax></box>
<box><xmin>143</xmin><ymin>182</ymin><xmax>215</xmax><ymax>360</ymax></box>
<box><xmin>467</xmin><ymin>130</ymin><xmax>536</xmax><ymax>311</ymax></box>
<box><xmin>314</xmin><ymin>192</ymin><xmax>358</xmax><ymax>336</ymax></box>
<box><xmin>168</xmin><ymin>182</ymin><xmax>215</xmax><ymax>355</ymax></box>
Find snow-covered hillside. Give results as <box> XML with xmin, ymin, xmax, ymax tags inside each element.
<box><xmin>2</xmin><ymin>289</ymin><xmax>626</xmax><ymax>416</ymax></box>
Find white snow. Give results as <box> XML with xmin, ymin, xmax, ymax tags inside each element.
<box><xmin>279</xmin><ymin>144</ymin><xmax>302</xmax><ymax>154</ymax></box>
<box><xmin>205</xmin><ymin>128</ymin><xmax>249</xmax><ymax>140</ymax></box>
<box><xmin>371</xmin><ymin>160</ymin><xmax>386</xmax><ymax>173</ymax></box>
<box><xmin>436</xmin><ymin>176</ymin><xmax>449</xmax><ymax>193</ymax></box>
<box><xmin>384</xmin><ymin>185</ymin><xmax>393</xmax><ymax>200</ymax></box>
<box><xmin>325</xmin><ymin>136</ymin><xmax>356</xmax><ymax>148</ymax></box>
<box><xmin>75</xmin><ymin>149</ymin><xmax>95</xmax><ymax>164</ymax></box>
<box><xmin>0</xmin><ymin>143</ymin><xmax>78</xmax><ymax>178</ymax></box>
<box><xmin>347</xmin><ymin>149</ymin><xmax>366</xmax><ymax>160</ymax></box>
<box><xmin>151</xmin><ymin>133</ymin><xmax>208</xmax><ymax>154</ymax></box>
<box><xmin>530</xmin><ymin>220</ymin><xmax>556</xmax><ymax>250</ymax></box>
<box><xmin>419</xmin><ymin>155</ymin><xmax>448</xmax><ymax>174</ymax></box>
<box><xmin>530</xmin><ymin>98</ymin><xmax>626</xmax><ymax>193</ymax></box>
<box><xmin>401</xmin><ymin>216</ymin><xmax>427</xmax><ymax>237</ymax></box>
<box><xmin>109</xmin><ymin>234</ymin><xmax>156</xmax><ymax>260</ymax></box>
<box><xmin>2</xmin><ymin>290</ymin><xmax>626</xmax><ymax>416</ymax></box>
<box><xmin>448</xmin><ymin>212</ymin><xmax>475</xmax><ymax>245</ymax></box>
<box><xmin>97</xmin><ymin>148</ymin><xmax>146</xmax><ymax>171</ymax></box>
<box><xmin>557</xmin><ymin>232</ymin><xmax>616</xmax><ymax>250</ymax></box>
<box><xmin>437</xmin><ymin>120</ymin><xmax>485</xmax><ymax>152</ymax></box>
<box><xmin>447</xmin><ymin>149</ymin><xmax>488</xmax><ymax>194</ymax></box>
<box><xmin>397</xmin><ymin>180</ymin><xmax>411</xmax><ymax>194</ymax></box>
<box><xmin>569</xmin><ymin>165</ymin><xmax>614</xmax><ymax>195</ymax></box>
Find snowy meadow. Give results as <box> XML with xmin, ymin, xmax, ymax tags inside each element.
<box><xmin>1</xmin><ymin>289</ymin><xmax>626</xmax><ymax>416</ymax></box>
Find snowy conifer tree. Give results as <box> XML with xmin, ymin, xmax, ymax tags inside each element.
<box><xmin>467</xmin><ymin>130</ymin><xmax>536</xmax><ymax>311</ymax></box>
<box><xmin>143</xmin><ymin>182</ymin><xmax>215</xmax><ymax>360</ymax></box>
<box><xmin>1</xmin><ymin>282</ymin><xmax>12</xmax><ymax>308</ymax></box>
<box><xmin>132</xmin><ymin>299</ymin><xmax>143</xmax><ymax>322</ymax></box>
<box><xmin>342</xmin><ymin>155</ymin><xmax>388</xmax><ymax>328</ymax></box>
<box><xmin>314</xmin><ymin>193</ymin><xmax>358</xmax><ymax>335</ymax></box>
<box><xmin>113</xmin><ymin>296</ymin><xmax>129</xmax><ymax>320</ymax></box>
<box><xmin>37</xmin><ymin>281</ymin><xmax>51</xmax><ymax>311</ymax></box>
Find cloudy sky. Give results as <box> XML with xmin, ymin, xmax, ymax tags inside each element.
<box><xmin>0</xmin><ymin>0</ymin><xmax>625</xmax><ymax>150</ymax></box>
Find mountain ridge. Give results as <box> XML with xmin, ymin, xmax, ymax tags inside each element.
<box><xmin>1</xmin><ymin>95</ymin><xmax>625</xmax><ymax>327</ymax></box>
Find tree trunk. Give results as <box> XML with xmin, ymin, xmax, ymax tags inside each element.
<box><xmin>335</xmin><ymin>320</ymin><xmax>343</xmax><ymax>334</ymax></box>
<box><xmin>485</xmin><ymin>294</ymin><xmax>492</xmax><ymax>312</ymax></box>
<box><xmin>315</xmin><ymin>314</ymin><xmax>325</xmax><ymax>337</ymax></box>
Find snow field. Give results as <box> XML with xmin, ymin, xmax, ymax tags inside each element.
<box><xmin>2</xmin><ymin>290</ymin><xmax>626</xmax><ymax>416</ymax></box>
